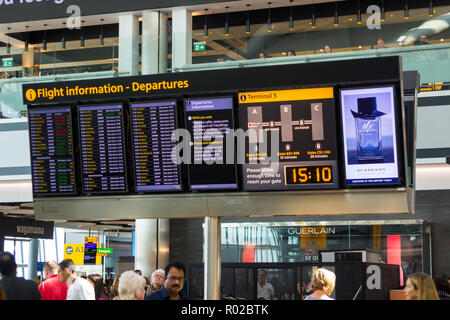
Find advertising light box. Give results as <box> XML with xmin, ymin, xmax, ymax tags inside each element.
<box><xmin>238</xmin><ymin>87</ymin><xmax>339</xmax><ymax>191</ymax></box>
<box><xmin>340</xmin><ymin>86</ymin><xmax>400</xmax><ymax>186</ymax></box>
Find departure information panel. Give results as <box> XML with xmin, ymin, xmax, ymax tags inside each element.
<box><xmin>78</xmin><ymin>104</ymin><xmax>128</xmax><ymax>194</ymax></box>
<box><xmin>28</xmin><ymin>107</ymin><xmax>76</xmax><ymax>195</ymax></box>
<box><xmin>238</xmin><ymin>88</ymin><xmax>339</xmax><ymax>191</ymax></box>
<box><xmin>185</xmin><ymin>97</ymin><xmax>238</xmax><ymax>190</ymax></box>
<box><xmin>130</xmin><ymin>101</ymin><xmax>182</xmax><ymax>192</ymax></box>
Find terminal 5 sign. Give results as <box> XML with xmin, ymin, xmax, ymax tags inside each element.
<box><xmin>0</xmin><ymin>0</ymin><xmax>238</xmax><ymax>23</ymax></box>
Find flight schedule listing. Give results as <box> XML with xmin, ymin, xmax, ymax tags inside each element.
<box><xmin>130</xmin><ymin>101</ymin><xmax>181</xmax><ymax>192</ymax></box>
<box><xmin>78</xmin><ymin>105</ymin><xmax>128</xmax><ymax>194</ymax></box>
<box><xmin>238</xmin><ymin>87</ymin><xmax>339</xmax><ymax>191</ymax></box>
<box><xmin>185</xmin><ymin>97</ymin><xmax>238</xmax><ymax>190</ymax></box>
<box><xmin>28</xmin><ymin>107</ymin><xmax>76</xmax><ymax>195</ymax></box>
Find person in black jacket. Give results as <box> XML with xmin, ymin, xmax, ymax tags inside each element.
<box><xmin>0</xmin><ymin>252</ymin><xmax>41</xmax><ymax>300</ymax></box>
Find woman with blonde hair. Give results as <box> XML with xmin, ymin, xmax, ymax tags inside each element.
<box><xmin>305</xmin><ymin>268</ymin><xmax>336</xmax><ymax>300</ymax></box>
<box><xmin>404</xmin><ymin>273</ymin><xmax>439</xmax><ymax>300</ymax></box>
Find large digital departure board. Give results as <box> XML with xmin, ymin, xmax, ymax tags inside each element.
<box><xmin>130</xmin><ymin>101</ymin><xmax>182</xmax><ymax>192</ymax></box>
<box><xmin>28</xmin><ymin>107</ymin><xmax>76</xmax><ymax>196</ymax></box>
<box><xmin>185</xmin><ymin>97</ymin><xmax>238</xmax><ymax>190</ymax></box>
<box><xmin>78</xmin><ymin>104</ymin><xmax>128</xmax><ymax>194</ymax></box>
<box><xmin>239</xmin><ymin>88</ymin><xmax>339</xmax><ymax>191</ymax></box>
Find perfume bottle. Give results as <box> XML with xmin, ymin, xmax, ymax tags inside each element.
<box><xmin>351</xmin><ymin>97</ymin><xmax>385</xmax><ymax>161</ymax></box>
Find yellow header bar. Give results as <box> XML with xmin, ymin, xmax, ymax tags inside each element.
<box><xmin>239</xmin><ymin>87</ymin><xmax>334</xmax><ymax>103</ymax></box>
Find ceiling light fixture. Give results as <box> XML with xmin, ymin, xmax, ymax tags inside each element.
<box><xmin>225</xmin><ymin>6</ymin><xmax>230</xmax><ymax>36</ymax></box>
<box><xmin>311</xmin><ymin>2</ymin><xmax>316</xmax><ymax>29</ymax></box>
<box><xmin>203</xmin><ymin>9</ymin><xmax>208</xmax><ymax>38</ymax></box>
<box><xmin>62</xmin><ymin>23</ymin><xmax>66</xmax><ymax>50</ymax></box>
<box><xmin>334</xmin><ymin>1</ymin><xmax>339</xmax><ymax>26</ymax></box>
<box><xmin>6</xmin><ymin>27</ymin><xmax>11</xmax><ymax>54</ymax></box>
<box><xmin>267</xmin><ymin>2</ymin><xmax>272</xmax><ymax>33</ymax></box>
<box><xmin>42</xmin><ymin>24</ymin><xmax>47</xmax><ymax>52</ymax></box>
<box><xmin>404</xmin><ymin>0</ymin><xmax>409</xmax><ymax>20</ymax></box>
<box><xmin>24</xmin><ymin>26</ymin><xmax>29</xmax><ymax>53</ymax></box>
<box><xmin>289</xmin><ymin>0</ymin><xmax>294</xmax><ymax>31</ymax></box>
<box><xmin>357</xmin><ymin>0</ymin><xmax>362</xmax><ymax>24</ymax></box>
<box><xmin>246</xmin><ymin>4</ymin><xmax>251</xmax><ymax>34</ymax></box>
<box><xmin>100</xmin><ymin>19</ymin><xmax>105</xmax><ymax>46</ymax></box>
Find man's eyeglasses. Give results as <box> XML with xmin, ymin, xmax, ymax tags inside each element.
<box><xmin>167</xmin><ymin>275</ymin><xmax>184</xmax><ymax>282</ymax></box>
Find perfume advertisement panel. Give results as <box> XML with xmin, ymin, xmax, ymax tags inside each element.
<box><xmin>340</xmin><ymin>87</ymin><xmax>400</xmax><ymax>185</ymax></box>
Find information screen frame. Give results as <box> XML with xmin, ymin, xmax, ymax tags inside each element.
<box><xmin>77</xmin><ymin>103</ymin><xmax>129</xmax><ymax>195</ymax></box>
<box><xmin>184</xmin><ymin>95</ymin><xmax>239</xmax><ymax>191</ymax></box>
<box><xmin>28</xmin><ymin>105</ymin><xmax>77</xmax><ymax>197</ymax></box>
<box><xmin>238</xmin><ymin>86</ymin><xmax>340</xmax><ymax>191</ymax></box>
<box><xmin>338</xmin><ymin>85</ymin><xmax>404</xmax><ymax>187</ymax></box>
<box><xmin>129</xmin><ymin>100</ymin><xmax>183</xmax><ymax>193</ymax></box>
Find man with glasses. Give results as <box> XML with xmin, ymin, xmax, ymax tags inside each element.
<box><xmin>145</xmin><ymin>262</ymin><xmax>190</xmax><ymax>300</ymax></box>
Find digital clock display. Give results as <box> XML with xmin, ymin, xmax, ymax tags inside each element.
<box><xmin>285</xmin><ymin>165</ymin><xmax>333</xmax><ymax>185</ymax></box>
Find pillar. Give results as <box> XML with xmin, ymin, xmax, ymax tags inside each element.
<box><xmin>142</xmin><ymin>11</ymin><xmax>168</xmax><ymax>75</ymax></box>
<box><xmin>118</xmin><ymin>14</ymin><xmax>139</xmax><ymax>76</ymax></box>
<box><xmin>28</xmin><ymin>238</ymin><xmax>38</xmax><ymax>280</ymax></box>
<box><xmin>135</xmin><ymin>219</ymin><xmax>169</xmax><ymax>278</ymax></box>
<box><xmin>204</xmin><ymin>216</ymin><xmax>221</xmax><ymax>300</ymax></box>
<box><xmin>0</xmin><ymin>234</ymin><xmax>4</xmax><ymax>252</ymax></box>
<box><xmin>171</xmin><ymin>8</ymin><xmax>192</xmax><ymax>71</ymax></box>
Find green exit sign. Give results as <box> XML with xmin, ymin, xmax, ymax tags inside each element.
<box><xmin>97</xmin><ymin>248</ymin><xmax>114</xmax><ymax>254</ymax></box>
<box><xmin>2</xmin><ymin>58</ymin><xmax>13</xmax><ymax>67</ymax></box>
<box><xmin>194</xmin><ymin>42</ymin><xmax>206</xmax><ymax>52</ymax></box>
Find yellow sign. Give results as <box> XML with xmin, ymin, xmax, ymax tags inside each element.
<box><xmin>85</xmin><ymin>237</ymin><xmax>98</xmax><ymax>243</ymax></box>
<box><xmin>64</xmin><ymin>244</ymin><xmax>102</xmax><ymax>265</ymax></box>
<box><xmin>239</xmin><ymin>87</ymin><xmax>334</xmax><ymax>104</ymax></box>
<box><xmin>25</xmin><ymin>89</ymin><xmax>37</xmax><ymax>102</ymax></box>
<box><xmin>300</xmin><ymin>227</ymin><xmax>328</xmax><ymax>250</ymax></box>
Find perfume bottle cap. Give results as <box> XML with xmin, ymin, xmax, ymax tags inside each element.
<box><xmin>351</xmin><ymin>97</ymin><xmax>385</xmax><ymax>118</ymax></box>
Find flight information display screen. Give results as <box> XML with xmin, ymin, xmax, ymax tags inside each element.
<box><xmin>185</xmin><ymin>97</ymin><xmax>238</xmax><ymax>190</ymax></box>
<box><xmin>28</xmin><ymin>107</ymin><xmax>76</xmax><ymax>195</ymax></box>
<box><xmin>238</xmin><ymin>87</ymin><xmax>339</xmax><ymax>191</ymax></box>
<box><xmin>78</xmin><ymin>104</ymin><xmax>128</xmax><ymax>194</ymax></box>
<box><xmin>130</xmin><ymin>101</ymin><xmax>182</xmax><ymax>192</ymax></box>
<box><xmin>83</xmin><ymin>243</ymin><xmax>97</xmax><ymax>265</ymax></box>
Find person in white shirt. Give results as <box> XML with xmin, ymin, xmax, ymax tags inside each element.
<box><xmin>58</xmin><ymin>259</ymin><xmax>95</xmax><ymax>300</ymax></box>
<box><xmin>257</xmin><ymin>270</ymin><xmax>274</xmax><ymax>300</ymax></box>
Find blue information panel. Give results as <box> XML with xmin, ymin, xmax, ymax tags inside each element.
<box><xmin>184</xmin><ymin>97</ymin><xmax>238</xmax><ymax>190</ymax></box>
<box><xmin>130</xmin><ymin>101</ymin><xmax>182</xmax><ymax>192</ymax></box>
<box><xmin>340</xmin><ymin>86</ymin><xmax>400</xmax><ymax>186</ymax></box>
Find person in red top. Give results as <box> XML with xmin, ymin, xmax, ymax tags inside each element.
<box><xmin>38</xmin><ymin>260</ymin><xmax>68</xmax><ymax>300</ymax></box>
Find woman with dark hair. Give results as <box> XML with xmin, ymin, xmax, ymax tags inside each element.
<box><xmin>87</xmin><ymin>274</ymin><xmax>107</xmax><ymax>300</ymax></box>
<box><xmin>434</xmin><ymin>277</ymin><xmax>450</xmax><ymax>300</ymax></box>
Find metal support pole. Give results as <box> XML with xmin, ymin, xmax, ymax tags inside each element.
<box><xmin>204</xmin><ymin>216</ymin><xmax>221</xmax><ymax>300</ymax></box>
<box><xmin>28</xmin><ymin>238</ymin><xmax>39</xmax><ymax>280</ymax></box>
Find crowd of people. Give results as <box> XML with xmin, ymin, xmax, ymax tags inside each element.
<box><xmin>1</xmin><ymin>250</ymin><xmax>449</xmax><ymax>300</ymax></box>
<box><xmin>0</xmin><ymin>251</ymin><xmax>190</xmax><ymax>300</ymax></box>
